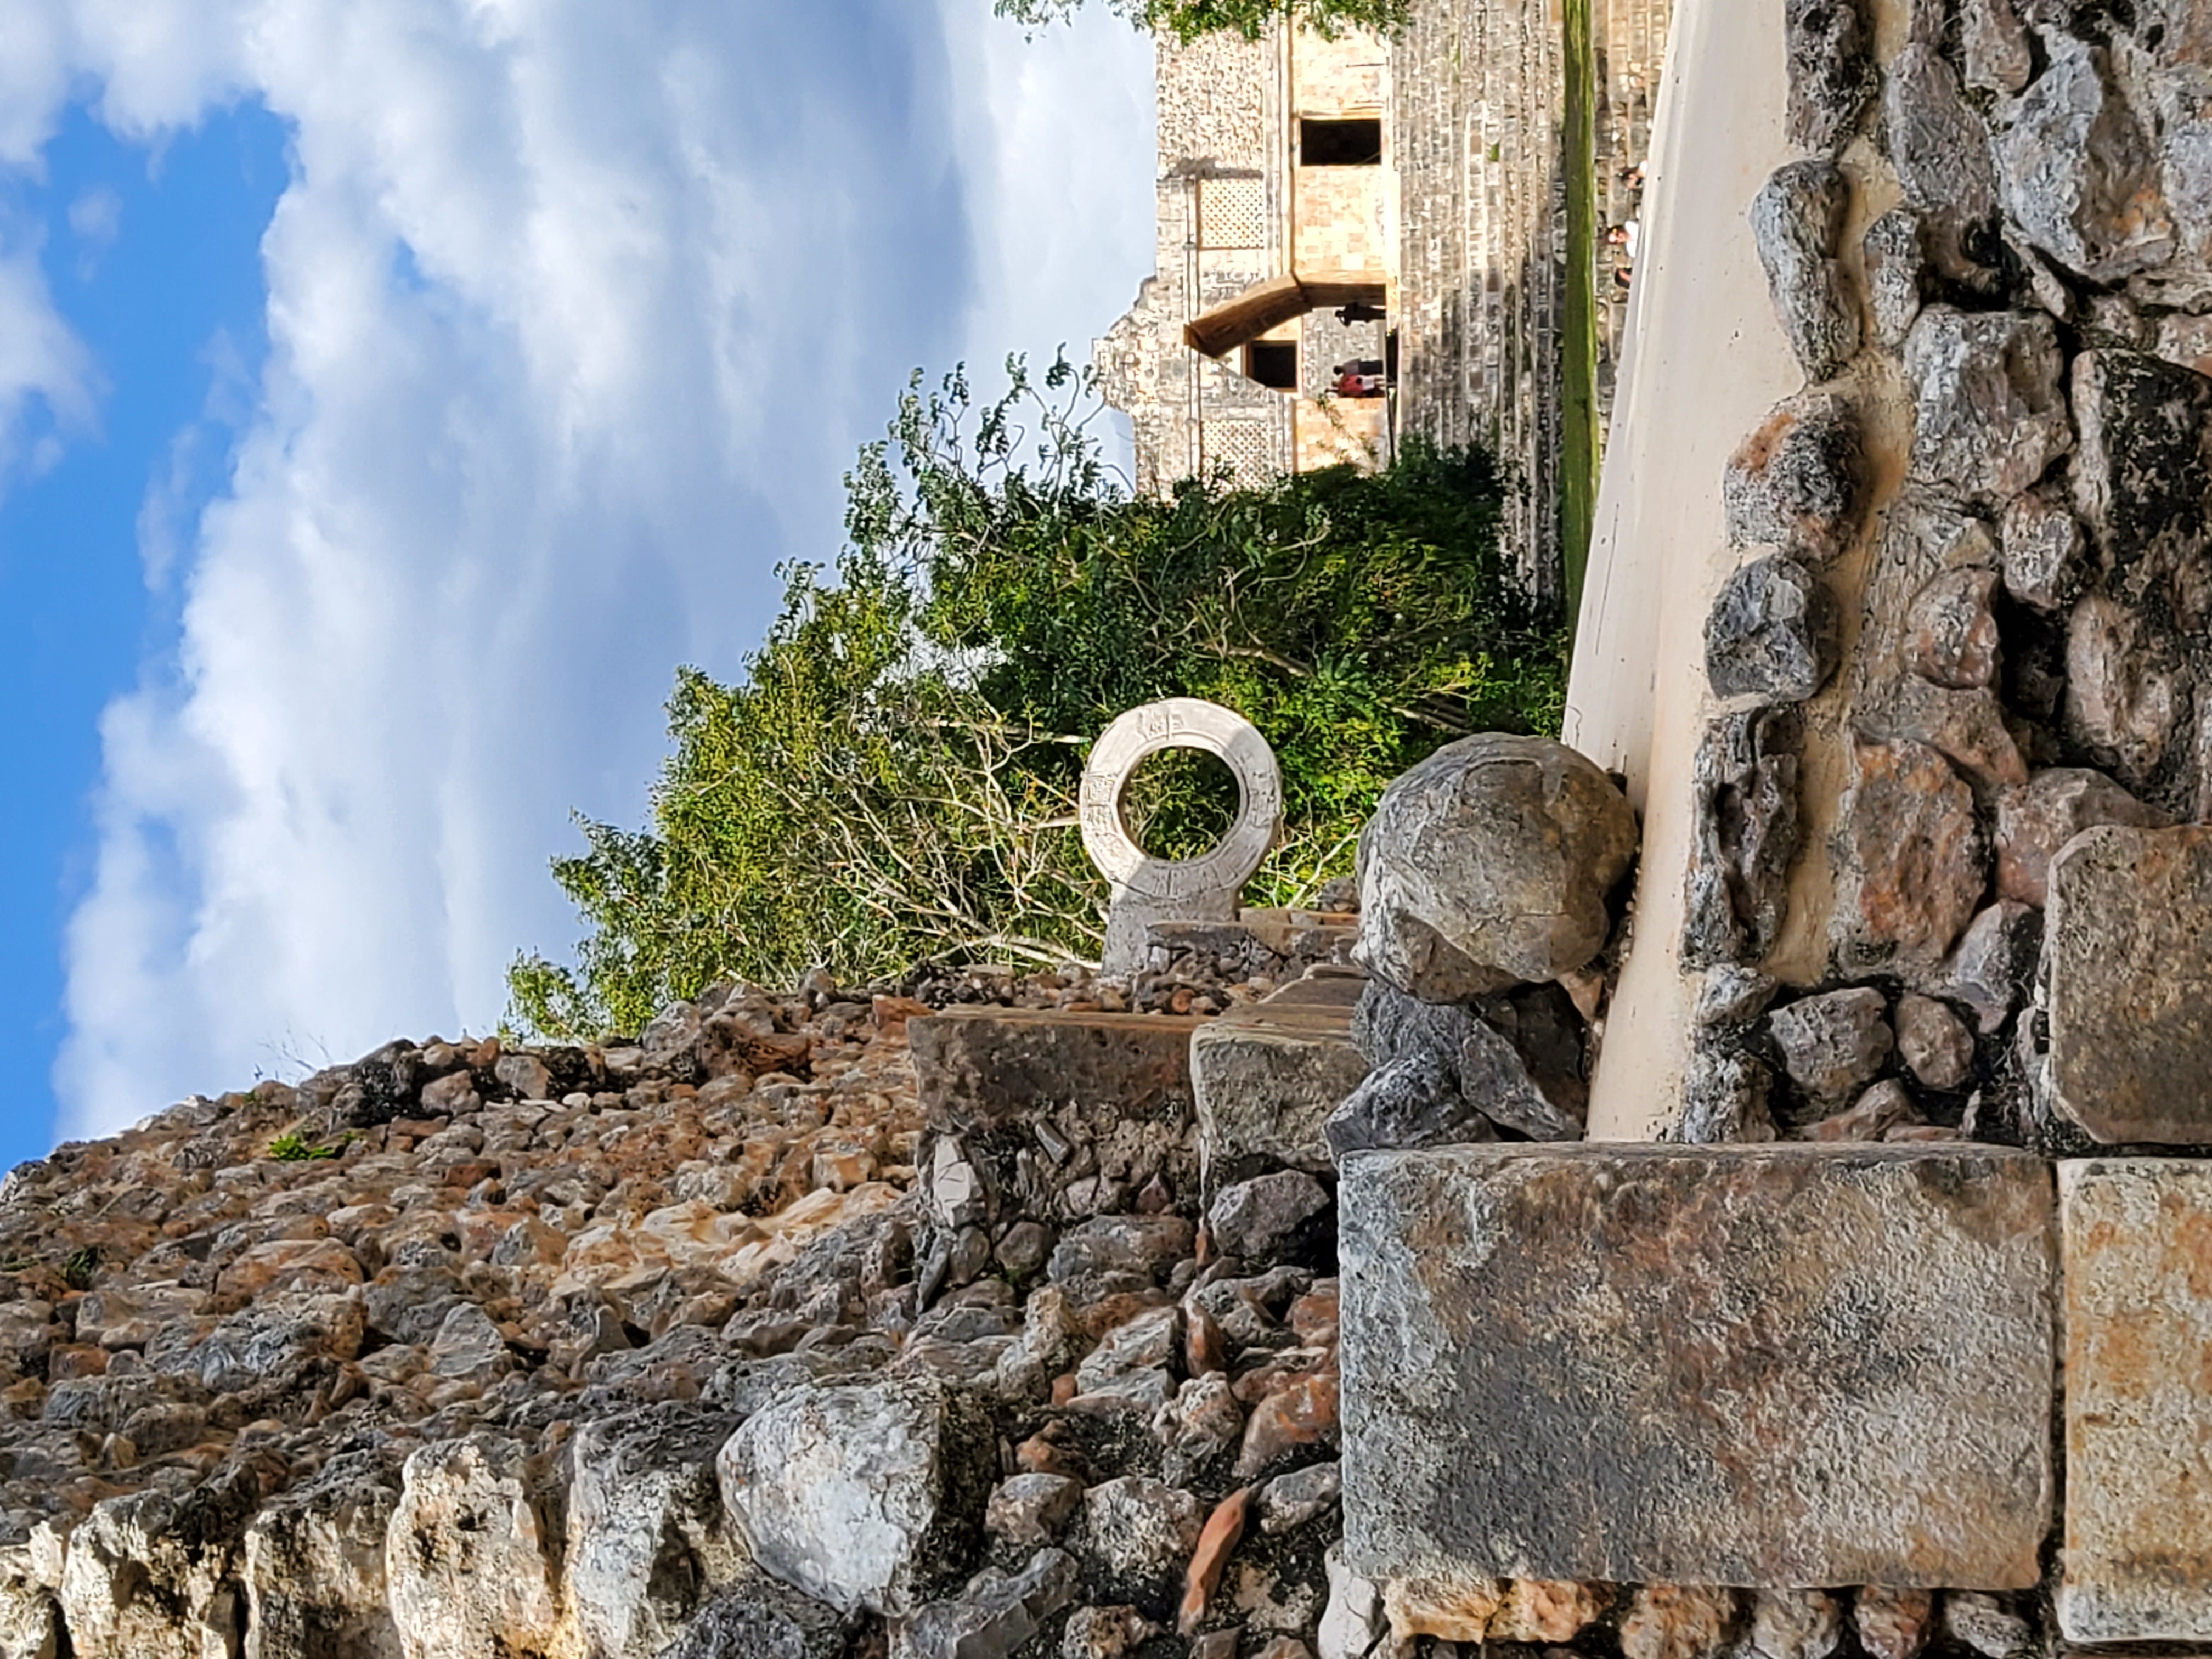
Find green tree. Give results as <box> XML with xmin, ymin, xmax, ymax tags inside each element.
<box><xmin>506</xmin><ymin>360</ymin><xmax>1559</xmax><ymax>1042</ymax></box>
<box><xmin>994</xmin><ymin>0</ymin><xmax>1412</xmax><ymax>43</ymax></box>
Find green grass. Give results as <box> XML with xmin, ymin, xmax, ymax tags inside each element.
<box><xmin>1559</xmin><ymin>0</ymin><xmax>1601</xmax><ymax>638</ymax></box>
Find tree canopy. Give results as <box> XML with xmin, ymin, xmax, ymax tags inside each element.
<box><xmin>992</xmin><ymin>0</ymin><xmax>1412</xmax><ymax>43</ymax></box>
<box><xmin>506</xmin><ymin>359</ymin><xmax>1560</xmax><ymax>1042</ymax></box>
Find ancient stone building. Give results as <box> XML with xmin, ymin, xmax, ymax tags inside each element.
<box><xmin>1092</xmin><ymin>26</ymin><xmax>1398</xmax><ymax>494</ymax></box>
<box><xmin>1098</xmin><ymin>0</ymin><xmax>1675</xmax><ymax>610</ymax></box>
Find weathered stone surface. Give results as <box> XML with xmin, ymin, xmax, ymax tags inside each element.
<box><xmin>1706</xmin><ymin>554</ymin><xmax>1837</xmax><ymax>703</ymax></box>
<box><xmin>1675</xmin><ymin>1052</ymin><xmax>1777</xmax><ymax>1144</ymax></box>
<box><xmin>2064</xmin><ymin>592</ymin><xmax>2186</xmax><ymax>791</ymax></box>
<box><xmin>2047</xmin><ymin>825</ymin><xmax>2212</xmax><ymax>1142</ymax></box>
<box><xmin>1903</xmin><ymin>307</ymin><xmax>2072</xmax><ymax>505</ymax></box>
<box><xmin>1880</xmin><ymin>676</ymin><xmax>2028</xmax><ymax>792</ymax></box>
<box><xmin>1681</xmin><ymin>708</ymin><xmax>1801</xmax><ymax>970</ymax></box>
<box><xmin>1768</xmin><ymin>989</ymin><xmax>1893</xmax><ymax>1108</ymax></box>
<box><xmin>1832</xmin><ymin>738</ymin><xmax>1986</xmax><ymax>977</ymax></box>
<box><xmin>1207</xmin><ymin>1171</ymin><xmax>1333</xmax><ymax>1266</ymax></box>
<box><xmin>1355</xmin><ymin>734</ymin><xmax>1635</xmax><ymax>994</ymax></box>
<box><xmin>1963</xmin><ymin>0</ymin><xmax>2032</xmax><ymax>92</ymax></box>
<box><xmin>385</xmin><ymin>1438</ymin><xmax>561</xmax><ymax>1659</ymax></box>
<box><xmin>1942</xmin><ymin>1593</ymin><xmax>2032</xmax><ymax>1659</ymax></box>
<box><xmin>1906</xmin><ymin>568</ymin><xmax>2001</xmax><ymax>690</ymax></box>
<box><xmin>240</xmin><ymin>1452</ymin><xmax>400</xmax><ymax>1659</ymax></box>
<box><xmin>1996</xmin><ymin>767</ymin><xmax>2169</xmax><ymax>906</ymax></box>
<box><xmin>1458</xmin><ymin>1018</ymin><xmax>1584</xmax><ymax>1141</ymax></box>
<box><xmin>1324</xmin><ymin>1052</ymin><xmax>1491</xmax><ymax>1160</ymax></box>
<box><xmin>2057</xmin><ymin>1158</ymin><xmax>2212</xmax><ymax>1639</ymax></box>
<box><xmin>1751</xmin><ymin>162</ymin><xmax>1860</xmax><ymax>383</ymax></box>
<box><xmin>1855</xmin><ymin>1588</ymin><xmax>1934</xmax><ymax>1659</ymax></box>
<box><xmin>1885</xmin><ymin>46</ymin><xmax>2001</xmax><ymax>280</ymax></box>
<box><xmin>560</xmin><ymin>1404</ymin><xmax>736</xmax><ymax>1659</ymax></box>
<box><xmin>1784</xmin><ymin>0</ymin><xmax>1875</xmax><ymax>155</ymax></box>
<box><xmin>1750</xmin><ymin>1588</ymin><xmax>1843</xmax><ymax>1659</ymax></box>
<box><xmin>909</xmin><ymin>1008</ymin><xmax>1198</xmax><ymax>1133</ymax></box>
<box><xmin>1863</xmin><ymin>208</ymin><xmax>1928</xmax><ymax>351</ymax></box>
<box><xmin>1894</xmin><ymin>995</ymin><xmax>1974</xmax><ymax>1091</ymax></box>
<box><xmin>2071</xmin><ymin>348</ymin><xmax>2212</xmax><ymax>625</ymax></box>
<box><xmin>1723</xmin><ymin>394</ymin><xmax>1864</xmax><ymax>562</ymax></box>
<box><xmin>715</xmin><ymin>1379</ymin><xmax>992</xmax><ymax>1616</ymax></box>
<box><xmin>895</xmin><ymin>1548</ymin><xmax>1076</xmax><ymax>1659</ymax></box>
<box><xmin>1999</xmin><ymin>487</ymin><xmax>2084</xmax><ymax>612</ymax></box>
<box><xmin>1696</xmin><ymin>966</ymin><xmax>1778</xmax><ymax>1028</ymax></box>
<box><xmin>1998</xmin><ymin>41</ymin><xmax>2172</xmax><ymax>284</ymax></box>
<box><xmin>1339</xmin><ymin>1143</ymin><xmax>2055</xmax><ymax>1588</ymax></box>
<box><xmin>1192</xmin><ymin>1005</ymin><xmax>1368</xmax><ymax>1195</ymax></box>
<box><xmin>1621</xmin><ymin>1586</ymin><xmax>1741</xmax><ymax>1659</ymax></box>
<box><xmin>1807</xmin><ymin>1078</ymin><xmax>1917</xmax><ymax>1142</ymax></box>
<box><xmin>1937</xmin><ymin>900</ymin><xmax>2041</xmax><ymax>1035</ymax></box>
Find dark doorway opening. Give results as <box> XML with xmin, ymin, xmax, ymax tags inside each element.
<box><xmin>1245</xmin><ymin>341</ymin><xmax>1299</xmax><ymax>390</ymax></box>
<box><xmin>1299</xmin><ymin>118</ymin><xmax>1383</xmax><ymax>167</ymax></box>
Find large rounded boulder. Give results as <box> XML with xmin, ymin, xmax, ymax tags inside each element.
<box><xmin>1355</xmin><ymin>734</ymin><xmax>1637</xmax><ymax>1000</ymax></box>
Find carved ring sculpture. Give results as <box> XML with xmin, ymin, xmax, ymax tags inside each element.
<box><xmin>1080</xmin><ymin>698</ymin><xmax>1283</xmax><ymax>972</ymax></box>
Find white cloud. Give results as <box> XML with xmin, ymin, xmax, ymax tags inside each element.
<box><xmin>48</xmin><ymin>1</ymin><xmax>1156</xmax><ymax>1136</ymax></box>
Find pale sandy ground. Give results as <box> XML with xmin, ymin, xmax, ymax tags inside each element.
<box><xmin>1561</xmin><ymin>0</ymin><xmax>1805</xmax><ymax>1139</ymax></box>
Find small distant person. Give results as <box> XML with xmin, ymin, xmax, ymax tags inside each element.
<box><xmin>1605</xmin><ymin>218</ymin><xmax>1641</xmax><ymax>261</ymax></box>
<box><xmin>1335</xmin><ymin>301</ymin><xmax>1386</xmax><ymax>324</ymax></box>
<box><xmin>1618</xmin><ymin>160</ymin><xmax>1646</xmax><ymax>191</ymax></box>
<box><xmin>1613</xmin><ymin>266</ymin><xmax>1634</xmax><ymax>292</ymax></box>
<box><xmin>1332</xmin><ymin>358</ymin><xmax>1387</xmax><ymax>397</ymax></box>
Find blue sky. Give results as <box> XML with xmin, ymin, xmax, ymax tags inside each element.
<box><xmin>0</xmin><ymin>2</ymin><xmax>1153</xmax><ymax>1168</ymax></box>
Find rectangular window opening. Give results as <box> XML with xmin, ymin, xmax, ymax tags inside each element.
<box><xmin>1244</xmin><ymin>341</ymin><xmax>1299</xmax><ymax>391</ymax></box>
<box><xmin>1299</xmin><ymin>117</ymin><xmax>1383</xmax><ymax>167</ymax></box>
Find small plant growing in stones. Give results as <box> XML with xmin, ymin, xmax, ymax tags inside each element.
<box><xmin>266</xmin><ymin>1131</ymin><xmax>354</xmax><ymax>1163</ymax></box>
<box><xmin>59</xmin><ymin>1248</ymin><xmax>97</xmax><ymax>1291</ymax></box>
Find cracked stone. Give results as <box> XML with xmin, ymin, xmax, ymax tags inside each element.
<box><xmin>1996</xmin><ymin>766</ymin><xmax>2170</xmax><ymax>907</ymax></box>
<box><xmin>1707</xmin><ymin>554</ymin><xmax>1838</xmax><ymax>703</ymax></box>
<box><xmin>1769</xmin><ymin>989</ymin><xmax>1894</xmax><ymax>1108</ymax></box>
<box><xmin>1863</xmin><ymin>208</ymin><xmax>1929</xmax><ymax>351</ymax></box>
<box><xmin>1894</xmin><ymin>995</ymin><xmax>1975</xmax><ymax>1091</ymax></box>
<box><xmin>1832</xmin><ymin>738</ymin><xmax>1987</xmax><ymax>976</ymax></box>
<box><xmin>1884</xmin><ymin>46</ymin><xmax>2002</xmax><ymax>281</ymax></box>
<box><xmin>1999</xmin><ymin>487</ymin><xmax>2085</xmax><ymax>612</ymax></box>
<box><xmin>1751</xmin><ymin>161</ymin><xmax>1860</xmax><ymax>383</ymax></box>
<box><xmin>1996</xmin><ymin>40</ymin><xmax>2173</xmax><ymax>284</ymax></box>
<box><xmin>1784</xmin><ymin>0</ymin><xmax>1876</xmax><ymax>155</ymax></box>
<box><xmin>1904</xmin><ymin>307</ymin><xmax>2073</xmax><ymax>506</ymax></box>
<box><xmin>1681</xmin><ymin>707</ymin><xmax>1801</xmax><ymax>970</ymax></box>
<box><xmin>1724</xmin><ymin>393</ymin><xmax>1864</xmax><ymax>562</ymax></box>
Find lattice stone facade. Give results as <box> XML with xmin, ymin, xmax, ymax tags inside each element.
<box><xmin>1094</xmin><ymin>26</ymin><xmax>1396</xmax><ymax>496</ymax></box>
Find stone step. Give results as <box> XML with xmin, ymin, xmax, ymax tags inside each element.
<box><xmin>907</xmin><ymin>1006</ymin><xmax>1209</xmax><ymax>1220</ymax></box>
<box><xmin>1192</xmin><ymin>985</ymin><xmax>1373</xmax><ymax>1201</ymax></box>
<box><xmin>1339</xmin><ymin>1141</ymin><xmax>2055</xmax><ymax>1593</ymax></box>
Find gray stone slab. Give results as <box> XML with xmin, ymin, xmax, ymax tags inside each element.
<box><xmin>2046</xmin><ymin>825</ymin><xmax>2212</xmax><ymax>1143</ymax></box>
<box><xmin>1192</xmin><ymin>1004</ymin><xmax>1370</xmax><ymax>1197</ymax></box>
<box><xmin>1340</xmin><ymin>1142</ymin><xmax>2055</xmax><ymax>1589</ymax></box>
<box><xmin>2058</xmin><ymin>1159</ymin><xmax>2212</xmax><ymax>1641</ymax></box>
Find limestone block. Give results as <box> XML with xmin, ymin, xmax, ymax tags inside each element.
<box><xmin>1339</xmin><ymin>1143</ymin><xmax>2055</xmax><ymax>1589</ymax></box>
<box><xmin>2046</xmin><ymin>825</ymin><xmax>2212</xmax><ymax>1142</ymax></box>
<box><xmin>385</xmin><ymin>1438</ymin><xmax>560</xmax><ymax>1659</ymax></box>
<box><xmin>240</xmin><ymin>1452</ymin><xmax>402</xmax><ymax>1659</ymax></box>
<box><xmin>909</xmin><ymin>1008</ymin><xmax>1199</xmax><ymax>1133</ymax></box>
<box><xmin>2058</xmin><ymin>1158</ymin><xmax>2212</xmax><ymax>1640</ymax></box>
<box><xmin>1192</xmin><ymin>1004</ymin><xmax>1369</xmax><ymax>1195</ymax></box>
<box><xmin>715</xmin><ymin>1379</ymin><xmax>992</xmax><ymax>1617</ymax></box>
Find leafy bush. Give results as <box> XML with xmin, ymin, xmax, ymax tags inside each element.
<box><xmin>507</xmin><ymin>360</ymin><xmax>1561</xmax><ymax>1041</ymax></box>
